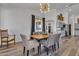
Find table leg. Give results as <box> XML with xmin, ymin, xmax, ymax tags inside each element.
<box><xmin>38</xmin><ymin>41</ymin><xmax>41</xmax><ymax>55</ymax></box>
<box><xmin>57</xmin><ymin>41</ymin><xmax>59</xmax><ymax>48</ymax></box>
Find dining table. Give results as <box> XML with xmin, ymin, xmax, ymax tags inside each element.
<box><xmin>31</xmin><ymin>34</ymin><xmax>48</xmax><ymax>55</ymax></box>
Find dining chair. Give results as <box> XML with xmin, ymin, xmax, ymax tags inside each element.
<box><xmin>54</xmin><ymin>33</ymin><xmax>61</xmax><ymax>50</ymax></box>
<box><xmin>20</xmin><ymin>34</ymin><xmax>39</xmax><ymax>56</ymax></box>
<box><xmin>41</xmin><ymin>33</ymin><xmax>55</xmax><ymax>55</ymax></box>
<box><xmin>0</xmin><ymin>29</ymin><xmax>15</xmax><ymax>48</ymax></box>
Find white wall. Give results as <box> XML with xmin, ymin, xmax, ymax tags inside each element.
<box><xmin>74</xmin><ymin>15</ymin><xmax>79</xmax><ymax>36</ymax></box>
<box><xmin>56</xmin><ymin>9</ymin><xmax>69</xmax><ymax>36</ymax></box>
<box><xmin>0</xmin><ymin>8</ymin><xmax>41</xmax><ymax>42</ymax></box>
<box><xmin>71</xmin><ymin>15</ymin><xmax>75</xmax><ymax>36</ymax></box>
<box><xmin>75</xmin><ymin>15</ymin><xmax>79</xmax><ymax>23</ymax></box>
<box><xmin>0</xmin><ymin>6</ymin><xmax>69</xmax><ymax>42</ymax></box>
<box><xmin>57</xmin><ymin>9</ymin><xmax>69</xmax><ymax>24</ymax></box>
<box><xmin>44</xmin><ymin>9</ymin><xmax>57</xmax><ymax>34</ymax></box>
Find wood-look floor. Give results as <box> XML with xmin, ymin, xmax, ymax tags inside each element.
<box><xmin>0</xmin><ymin>36</ymin><xmax>79</xmax><ymax>56</ymax></box>
<box><xmin>55</xmin><ymin>36</ymin><xmax>79</xmax><ymax>56</ymax></box>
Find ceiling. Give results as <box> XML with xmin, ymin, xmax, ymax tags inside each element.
<box><xmin>0</xmin><ymin>3</ymin><xmax>79</xmax><ymax>15</ymax></box>
<box><xmin>0</xmin><ymin>3</ymin><xmax>75</xmax><ymax>9</ymax></box>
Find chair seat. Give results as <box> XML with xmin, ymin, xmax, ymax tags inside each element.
<box><xmin>24</xmin><ymin>40</ymin><xmax>39</xmax><ymax>50</ymax></box>
<box><xmin>2</xmin><ymin>38</ymin><xmax>15</xmax><ymax>42</ymax></box>
<box><xmin>42</xmin><ymin>41</ymin><xmax>53</xmax><ymax>48</ymax></box>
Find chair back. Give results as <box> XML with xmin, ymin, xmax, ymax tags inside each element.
<box><xmin>1</xmin><ymin>29</ymin><xmax>8</xmax><ymax>38</ymax></box>
<box><xmin>57</xmin><ymin>33</ymin><xmax>61</xmax><ymax>40</ymax></box>
<box><xmin>47</xmin><ymin>33</ymin><xmax>55</xmax><ymax>46</ymax></box>
<box><xmin>20</xmin><ymin>34</ymin><xmax>29</xmax><ymax>47</ymax></box>
<box><xmin>54</xmin><ymin>33</ymin><xmax>61</xmax><ymax>43</ymax></box>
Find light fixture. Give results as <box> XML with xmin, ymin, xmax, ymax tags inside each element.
<box><xmin>40</xmin><ymin>3</ymin><xmax>49</xmax><ymax>13</ymax></box>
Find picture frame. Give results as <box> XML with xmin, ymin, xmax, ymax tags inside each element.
<box><xmin>35</xmin><ymin>18</ymin><xmax>43</xmax><ymax>32</ymax></box>
<box><xmin>57</xmin><ymin>13</ymin><xmax>64</xmax><ymax>21</ymax></box>
<box><xmin>77</xmin><ymin>18</ymin><xmax>79</xmax><ymax>23</ymax></box>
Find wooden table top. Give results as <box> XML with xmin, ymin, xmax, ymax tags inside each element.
<box><xmin>31</xmin><ymin>34</ymin><xmax>48</xmax><ymax>40</ymax></box>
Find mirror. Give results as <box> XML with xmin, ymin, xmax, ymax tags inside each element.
<box><xmin>31</xmin><ymin>15</ymin><xmax>45</xmax><ymax>35</ymax></box>
<box><xmin>35</xmin><ymin>18</ymin><xmax>43</xmax><ymax>32</ymax></box>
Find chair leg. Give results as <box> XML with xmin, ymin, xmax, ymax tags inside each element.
<box><xmin>46</xmin><ymin>48</ymin><xmax>49</xmax><ymax>55</ymax></box>
<box><xmin>1</xmin><ymin>38</ymin><xmax>2</xmax><ymax>48</ymax></box>
<box><xmin>54</xmin><ymin>44</ymin><xmax>56</xmax><ymax>51</ymax></box>
<box><xmin>38</xmin><ymin>46</ymin><xmax>39</xmax><ymax>55</ymax></box>
<box><xmin>14</xmin><ymin>39</ymin><xmax>15</xmax><ymax>45</ymax></box>
<box><xmin>23</xmin><ymin>47</ymin><xmax>25</xmax><ymax>55</ymax></box>
<box><xmin>7</xmin><ymin>38</ymin><xmax>8</xmax><ymax>48</ymax></box>
<box><xmin>32</xmin><ymin>48</ymin><xmax>35</xmax><ymax>52</ymax></box>
<box><xmin>14</xmin><ymin>35</ymin><xmax>16</xmax><ymax>45</ymax></box>
<box><xmin>27</xmin><ymin>50</ymin><xmax>29</xmax><ymax>56</ymax></box>
<box><xmin>1</xmin><ymin>41</ymin><xmax>2</xmax><ymax>48</ymax></box>
<box><xmin>43</xmin><ymin>46</ymin><xmax>49</xmax><ymax>55</ymax></box>
<box><xmin>52</xmin><ymin>45</ymin><xmax>54</xmax><ymax>52</ymax></box>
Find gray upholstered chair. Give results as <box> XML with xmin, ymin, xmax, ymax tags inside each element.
<box><xmin>20</xmin><ymin>34</ymin><xmax>39</xmax><ymax>56</ymax></box>
<box><xmin>54</xmin><ymin>33</ymin><xmax>61</xmax><ymax>50</ymax></box>
<box><xmin>41</xmin><ymin>33</ymin><xmax>55</xmax><ymax>55</ymax></box>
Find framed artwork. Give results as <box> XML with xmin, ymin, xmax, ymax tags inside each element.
<box><xmin>77</xmin><ymin>18</ymin><xmax>79</xmax><ymax>23</ymax></box>
<box><xmin>57</xmin><ymin>13</ymin><xmax>64</xmax><ymax>21</ymax></box>
<box><xmin>35</xmin><ymin>18</ymin><xmax>43</xmax><ymax>32</ymax></box>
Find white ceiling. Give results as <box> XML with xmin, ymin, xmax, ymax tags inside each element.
<box><xmin>69</xmin><ymin>4</ymin><xmax>79</xmax><ymax>15</ymax></box>
<box><xmin>0</xmin><ymin>3</ymin><xmax>79</xmax><ymax>15</ymax></box>
<box><xmin>0</xmin><ymin>3</ymin><xmax>75</xmax><ymax>9</ymax></box>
